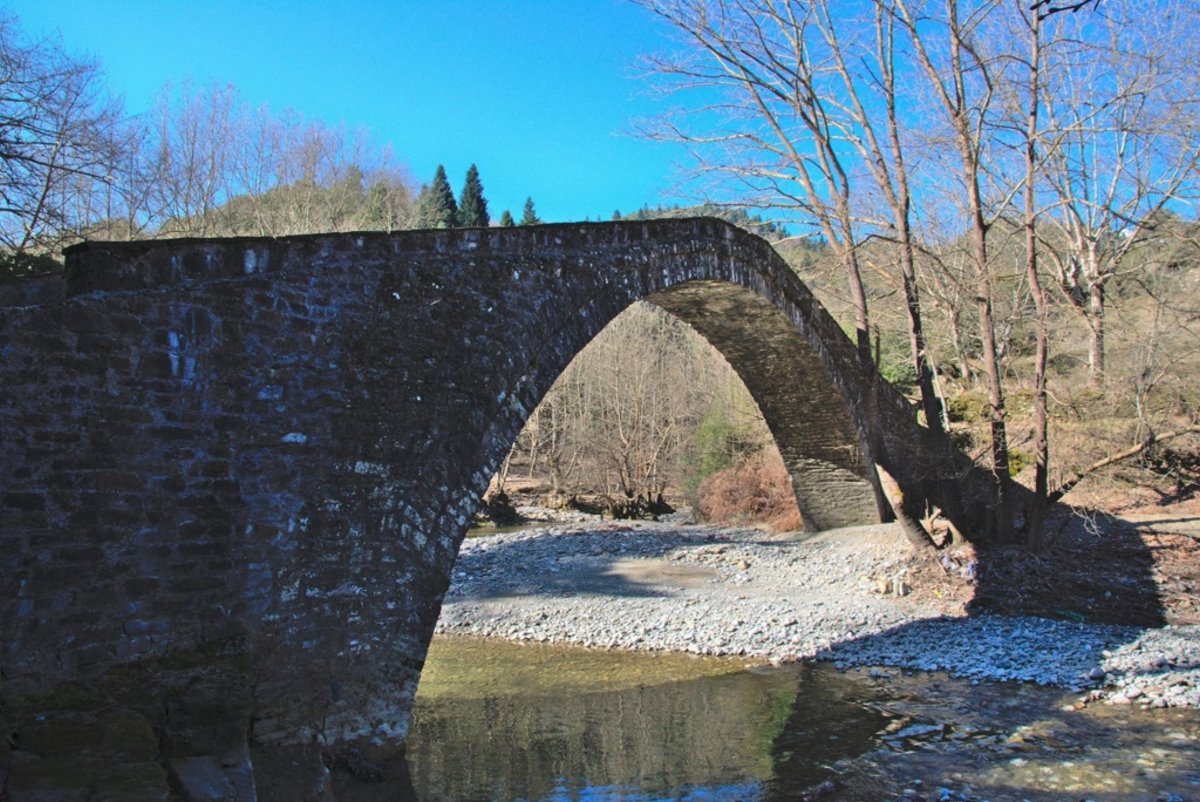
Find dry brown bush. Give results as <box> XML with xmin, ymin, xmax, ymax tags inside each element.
<box><xmin>695</xmin><ymin>446</ymin><xmax>803</xmax><ymax>531</ymax></box>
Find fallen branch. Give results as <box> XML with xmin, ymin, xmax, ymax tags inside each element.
<box><xmin>1048</xmin><ymin>424</ymin><xmax>1200</xmax><ymax>504</ymax></box>
<box><xmin>921</xmin><ymin>503</ymin><xmax>966</xmax><ymax>547</ymax></box>
<box><xmin>1140</xmin><ymin>527</ymin><xmax>1200</xmax><ymax>543</ymax></box>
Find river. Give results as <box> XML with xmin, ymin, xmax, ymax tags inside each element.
<box><xmin>333</xmin><ymin>634</ymin><xmax>1200</xmax><ymax>802</ymax></box>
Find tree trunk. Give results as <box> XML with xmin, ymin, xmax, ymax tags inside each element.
<box><xmin>901</xmin><ymin>247</ymin><xmax>944</xmax><ymax>435</ymax></box>
<box><xmin>972</xmin><ymin>214</ymin><xmax>1014</xmax><ymax>543</ymax></box>
<box><xmin>1023</xmin><ymin>6</ymin><xmax>1050</xmax><ymax>550</ymax></box>
<box><xmin>846</xmin><ymin>250</ymin><xmax>873</xmax><ymax>365</ymax></box>
<box><xmin>1088</xmin><ymin>282</ymin><xmax>1106</xmax><ymax>388</ymax></box>
<box><xmin>943</xmin><ymin>0</ymin><xmax>1013</xmax><ymax>543</ymax></box>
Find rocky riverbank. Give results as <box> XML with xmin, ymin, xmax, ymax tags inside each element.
<box><xmin>438</xmin><ymin>518</ymin><xmax>1200</xmax><ymax>709</ymax></box>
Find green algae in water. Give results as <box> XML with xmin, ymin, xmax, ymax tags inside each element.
<box><xmin>403</xmin><ymin>635</ymin><xmax>888</xmax><ymax>801</ymax></box>
<box><xmin>415</xmin><ymin>634</ymin><xmax>754</xmax><ymax>701</ymax></box>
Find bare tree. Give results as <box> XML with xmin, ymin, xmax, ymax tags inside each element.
<box><xmin>1035</xmin><ymin>0</ymin><xmax>1200</xmax><ymax>387</ymax></box>
<box><xmin>639</xmin><ymin>0</ymin><xmax>873</xmax><ymax>362</ymax></box>
<box><xmin>503</xmin><ymin>303</ymin><xmax>764</xmax><ymax>511</ymax></box>
<box><xmin>0</xmin><ymin>13</ymin><xmax>124</xmax><ymax>272</ymax></box>
<box><xmin>0</xmin><ymin>13</ymin><xmax>417</xmax><ymax>260</ymax></box>
<box><xmin>1015</xmin><ymin>3</ymin><xmax>1052</xmax><ymax>547</ymax></box>
<box><xmin>810</xmin><ymin>0</ymin><xmax>949</xmax><ymax>436</ymax></box>
<box><xmin>890</xmin><ymin>0</ymin><xmax>1019</xmax><ymax>540</ymax></box>
<box><xmin>148</xmin><ymin>80</ymin><xmax>239</xmax><ymax>236</ymax></box>
<box><xmin>142</xmin><ymin>86</ymin><xmax>416</xmax><ymax>238</ymax></box>
<box><xmin>1029</xmin><ymin>0</ymin><xmax>1100</xmax><ymax>20</ymax></box>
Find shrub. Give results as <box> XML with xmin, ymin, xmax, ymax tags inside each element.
<box><xmin>695</xmin><ymin>447</ymin><xmax>803</xmax><ymax>531</ymax></box>
<box><xmin>876</xmin><ymin>331</ymin><xmax>918</xmax><ymax>395</ymax></box>
<box><xmin>682</xmin><ymin>400</ymin><xmax>764</xmax><ymax>492</ymax></box>
<box><xmin>945</xmin><ymin>390</ymin><xmax>990</xmax><ymax>423</ymax></box>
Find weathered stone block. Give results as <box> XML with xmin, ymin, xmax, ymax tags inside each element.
<box><xmin>92</xmin><ymin>763</ymin><xmax>171</xmax><ymax>802</ymax></box>
<box><xmin>167</xmin><ymin>756</ymin><xmax>235</xmax><ymax>802</ymax></box>
<box><xmin>6</xmin><ymin>753</ymin><xmax>101</xmax><ymax>801</ymax></box>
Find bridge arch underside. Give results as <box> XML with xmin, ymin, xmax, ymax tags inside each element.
<box><xmin>645</xmin><ymin>281</ymin><xmax>884</xmax><ymax>532</ymax></box>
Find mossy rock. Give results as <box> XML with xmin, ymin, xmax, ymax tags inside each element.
<box><xmin>16</xmin><ymin>713</ymin><xmax>104</xmax><ymax>756</ymax></box>
<box><xmin>162</xmin><ymin>685</ymin><xmax>251</xmax><ymax>755</ymax></box>
<box><xmin>945</xmin><ymin>390</ymin><xmax>990</xmax><ymax>423</ymax></box>
<box><xmin>1008</xmin><ymin>448</ymin><xmax>1033</xmax><ymax>477</ymax></box>
<box><xmin>6</xmin><ymin>753</ymin><xmax>104</xmax><ymax>799</ymax></box>
<box><xmin>10</xmin><ymin>682</ymin><xmax>111</xmax><ymax>716</ymax></box>
<box><xmin>103</xmin><ymin>636</ymin><xmax>250</xmax><ymax>693</ymax></box>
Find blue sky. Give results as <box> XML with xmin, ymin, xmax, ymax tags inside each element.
<box><xmin>6</xmin><ymin>0</ymin><xmax>693</xmax><ymax>223</ymax></box>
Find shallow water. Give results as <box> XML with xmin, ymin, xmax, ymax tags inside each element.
<box><xmin>403</xmin><ymin>636</ymin><xmax>886</xmax><ymax>802</ymax></box>
<box><xmin>337</xmin><ymin>635</ymin><xmax>1200</xmax><ymax>802</ymax></box>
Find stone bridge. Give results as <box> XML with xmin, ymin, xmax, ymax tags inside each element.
<box><xmin>0</xmin><ymin>219</ymin><xmax>976</xmax><ymax>774</ymax></box>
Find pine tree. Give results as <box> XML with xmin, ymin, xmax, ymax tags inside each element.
<box><xmin>412</xmin><ymin>184</ymin><xmax>434</xmax><ymax>228</ymax></box>
<box><xmin>457</xmin><ymin>164</ymin><xmax>489</xmax><ymax>227</ymax></box>
<box><xmin>416</xmin><ymin>165</ymin><xmax>457</xmax><ymax>228</ymax></box>
<box><xmin>520</xmin><ymin>197</ymin><xmax>540</xmax><ymax>225</ymax></box>
<box><xmin>361</xmin><ymin>178</ymin><xmax>399</xmax><ymax>231</ymax></box>
<box><xmin>498</xmin><ymin>210</ymin><xmax>515</xmax><ymax>227</ymax></box>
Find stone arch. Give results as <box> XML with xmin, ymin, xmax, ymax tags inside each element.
<box><xmin>470</xmin><ymin>267</ymin><xmax>885</xmax><ymax>535</ymax></box>
<box><xmin>647</xmin><ymin>281</ymin><xmax>883</xmax><ymax>529</ymax></box>
<box><xmin>0</xmin><ymin>218</ymin><xmax>940</xmax><ymax>766</ymax></box>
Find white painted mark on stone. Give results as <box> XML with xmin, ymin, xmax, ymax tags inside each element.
<box><xmin>282</xmin><ymin>432</ymin><xmax>308</xmax><ymax>444</ymax></box>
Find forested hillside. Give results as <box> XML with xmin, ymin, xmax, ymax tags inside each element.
<box><xmin>630</xmin><ymin>0</ymin><xmax>1200</xmax><ymax>542</ymax></box>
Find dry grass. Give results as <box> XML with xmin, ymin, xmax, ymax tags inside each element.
<box><xmin>695</xmin><ymin>446</ymin><xmax>804</xmax><ymax>532</ymax></box>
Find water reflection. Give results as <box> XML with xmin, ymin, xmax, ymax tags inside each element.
<box><xmin>370</xmin><ymin>636</ymin><xmax>888</xmax><ymax>802</ymax></box>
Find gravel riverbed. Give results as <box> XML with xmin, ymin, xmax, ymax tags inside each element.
<box><xmin>437</xmin><ymin>517</ymin><xmax>1200</xmax><ymax>709</ymax></box>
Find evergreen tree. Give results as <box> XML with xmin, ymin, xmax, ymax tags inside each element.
<box><xmin>498</xmin><ymin>210</ymin><xmax>515</xmax><ymax>227</ymax></box>
<box><xmin>412</xmin><ymin>184</ymin><xmax>435</xmax><ymax>228</ymax></box>
<box><xmin>520</xmin><ymin>197</ymin><xmax>540</xmax><ymax>225</ymax></box>
<box><xmin>457</xmin><ymin>164</ymin><xmax>489</xmax><ymax>227</ymax></box>
<box><xmin>612</xmin><ymin>209</ymin><xmax>621</xmax><ymax>220</ymax></box>
<box><xmin>361</xmin><ymin>178</ymin><xmax>398</xmax><ymax>231</ymax></box>
<box><xmin>414</xmin><ymin>165</ymin><xmax>457</xmax><ymax>228</ymax></box>
<box><xmin>431</xmin><ymin>165</ymin><xmax>459</xmax><ymax>228</ymax></box>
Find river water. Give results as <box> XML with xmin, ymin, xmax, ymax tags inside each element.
<box><xmin>335</xmin><ymin>634</ymin><xmax>1200</xmax><ymax>802</ymax></box>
